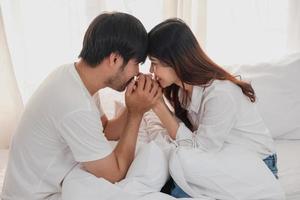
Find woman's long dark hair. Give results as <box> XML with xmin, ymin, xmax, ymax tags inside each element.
<box><xmin>148</xmin><ymin>18</ymin><xmax>255</xmax><ymax>131</ymax></box>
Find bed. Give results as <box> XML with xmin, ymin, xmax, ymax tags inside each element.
<box><xmin>1</xmin><ymin>53</ymin><xmax>300</xmax><ymax>199</ymax></box>
<box><xmin>1</xmin><ymin>140</ymin><xmax>300</xmax><ymax>199</ymax></box>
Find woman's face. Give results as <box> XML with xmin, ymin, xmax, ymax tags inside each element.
<box><xmin>149</xmin><ymin>57</ymin><xmax>178</xmax><ymax>88</ymax></box>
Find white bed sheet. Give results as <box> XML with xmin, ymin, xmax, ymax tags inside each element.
<box><xmin>276</xmin><ymin>140</ymin><xmax>300</xmax><ymax>200</ymax></box>
<box><xmin>0</xmin><ymin>149</ymin><xmax>8</xmax><ymax>194</ymax></box>
<box><xmin>0</xmin><ymin>140</ymin><xmax>300</xmax><ymax>199</ymax></box>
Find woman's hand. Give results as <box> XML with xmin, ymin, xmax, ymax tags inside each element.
<box><xmin>152</xmin><ymin>95</ymin><xmax>165</xmax><ymax>113</ymax></box>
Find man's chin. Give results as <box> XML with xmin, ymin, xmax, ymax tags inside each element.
<box><xmin>117</xmin><ymin>84</ymin><xmax>128</xmax><ymax>92</ymax></box>
<box><xmin>115</xmin><ymin>87</ymin><xmax>126</xmax><ymax>92</ymax></box>
<box><xmin>108</xmin><ymin>84</ymin><xmax>126</xmax><ymax>92</ymax></box>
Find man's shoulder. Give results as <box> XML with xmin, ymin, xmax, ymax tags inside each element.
<box><xmin>47</xmin><ymin>63</ymin><xmax>74</xmax><ymax>80</ymax></box>
<box><xmin>26</xmin><ymin>63</ymin><xmax>93</xmax><ymax>120</ymax></box>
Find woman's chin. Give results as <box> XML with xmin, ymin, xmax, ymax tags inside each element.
<box><xmin>159</xmin><ymin>81</ymin><xmax>170</xmax><ymax>88</ymax></box>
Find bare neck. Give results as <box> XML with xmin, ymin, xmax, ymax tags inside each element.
<box><xmin>175</xmin><ymin>80</ymin><xmax>193</xmax><ymax>99</ymax></box>
<box><xmin>74</xmin><ymin>59</ymin><xmax>106</xmax><ymax>96</ymax></box>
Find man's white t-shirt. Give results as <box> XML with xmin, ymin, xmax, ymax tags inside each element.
<box><xmin>1</xmin><ymin>64</ymin><xmax>113</xmax><ymax>199</ymax></box>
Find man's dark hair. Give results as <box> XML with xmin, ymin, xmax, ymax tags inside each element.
<box><xmin>79</xmin><ymin>12</ymin><xmax>148</xmax><ymax>67</ymax></box>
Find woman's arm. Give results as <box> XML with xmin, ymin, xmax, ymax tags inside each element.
<box><xmin>153</xmin><ymin>91</ymin><xmax>237</xmax><ymax>152</ymax></box>
<box><xmin>152</xmin><ymin>99</ymin><xmax>179</xmax><ymax>140</ymax></box>
<box><xmin>102</xmin><ymin>107</ymin><xmax>128</xmax><ymax>141</ymax></box>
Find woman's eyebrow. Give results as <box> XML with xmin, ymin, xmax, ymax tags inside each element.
<box><xmin>150</xmin><ymin>59</ymin><xmax>157</xmax><ymax>63</ymax></box>
<box><xmin>149</xmin><ymin>56</ymin><xmax>156</xmax><ymax>61</ymax></box>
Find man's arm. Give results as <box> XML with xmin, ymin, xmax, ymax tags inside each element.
<box><xmin>83</xmin><ymin>111</ymin><xmax>142</xmax><ymax>183</ymax></box>
<box><xmin>82</xmin><ymin>75</ymin><xmax>162</xmax><ymax>183</ymax></box>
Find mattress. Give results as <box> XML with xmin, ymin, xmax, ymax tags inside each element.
<box><xmin>0</xmin><ymin>140</ymin><xmax>300</xmax><ymax>199</ymax></box>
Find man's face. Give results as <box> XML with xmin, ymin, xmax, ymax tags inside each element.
<box><xmin>107</xmin><ymin>59</ymin><xmax>140</xmax><ymax>92</ymax></box>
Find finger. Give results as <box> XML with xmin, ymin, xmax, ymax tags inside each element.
<box><xmin>144</xmin><ymin>75</ymin><xmax>152</xmax><ymax>92</ymax></box>
<box><xmin>145</xmin><ymin>73</ymin><xmax>153</xmax><ymax>80</ymax></box>
<box><xmin>145</xmin><ymin>74</ymin><xmax>154</xmax><ymax>90</ymax></box>
<box><xmin>135</xmin><ymin>73</ymin><xmax>143</xmax><ymax>81</ymax></box>
<box><xmin>137</xmin><ymin>75</ymin><xmax>146</xmax><ymax>92</ymax></box>
<box><xmin>125</xmin><ymin>78</ymin><xmax>136</xmax><ymax>95</ymax></box>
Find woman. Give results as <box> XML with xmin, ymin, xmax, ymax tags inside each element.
<box><xmin>148</xmin><ymin>19</ymin><xmax>282</xmax><ymax>199</ymax></box>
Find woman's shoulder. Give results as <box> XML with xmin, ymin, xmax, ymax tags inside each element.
<box><xmin>204</xmin><ymin>80</ymin><xmax>239</xmax><ymax>94</ymax></box>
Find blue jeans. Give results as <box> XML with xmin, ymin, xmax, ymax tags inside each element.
<box><xmin>170</xmin><ymin>154</ymin><xmax>278</xmax><ymax>198</ymax></box>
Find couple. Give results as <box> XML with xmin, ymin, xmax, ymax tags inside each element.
<box><xmin>2</xmin><ymin>12</ymin><xmax>284</xmax><ymax>199</ymax></box>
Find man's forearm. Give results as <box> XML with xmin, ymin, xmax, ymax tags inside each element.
<box><xmin>113</xmin><ymin>112</ymin><xmax>143</xmax><ymax>179</ymax></box>
<box><xmin>83</xmin><ymin>111</ymin><xmax>144</xmax><ymax>183</ymax></box>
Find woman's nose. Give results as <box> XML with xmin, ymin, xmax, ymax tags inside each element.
<box><xmin>150</xmin><ymin>65</ymin><xmax>154</xmax><ymax>73</ymax></box>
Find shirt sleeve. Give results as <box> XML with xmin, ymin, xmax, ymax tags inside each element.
<box><xmin>176</xmin><ymin>91</ymin><xmax>237</xmax><ymax>152</ymax></box>
<box><xmin>92</xmin><ymin>92</ymin><xmax>105</xmax><ymax>117</ymax></box>
<box><xmin>58</xmin><ymin>109</ymin><xmax>113</xmax><ymax>162</ymax></box>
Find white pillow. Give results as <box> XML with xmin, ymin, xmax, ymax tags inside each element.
<box><xmin>114</xmin><ymin>101</ymin><xmax>174</xmax><ymax>155</ymax></box>
<box><xmin>232</xmin><ymin>53</ymin><xmax>300</xmax><ymax>139</ymax></box>
<box><xmin>143</xmin><ymin>110</ymin><xmax>169</xmax><ymax>141</ymax></box>
<box><xmin>114</xmin><ymin>101</ymin><xmax>150</xmax><ymax>144</ymax></box>
<box><xmin>116</xmin><ymin>141</ymin><xmax>169</xmax><ymax>196</ymax></box>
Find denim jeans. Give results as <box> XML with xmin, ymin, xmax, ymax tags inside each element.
<box><xmin>263</xmin><ymin>154</ymin><xmax>278</xmax><ymax>179</ymax></box>
<box><xmin>170</xmin><ymin>154</ymin><xmax>279</xmax><ymax>198</ymax></box>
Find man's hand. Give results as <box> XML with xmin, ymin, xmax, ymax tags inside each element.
<box><xmin>125</xmin><ymin>74</ymin><xmax>162</xmax><ymax>115</ymax></box>
<box><xmin>144</xmin><ymin>73</ymin><xmax>165</xmax><ymax>112</ymax></box>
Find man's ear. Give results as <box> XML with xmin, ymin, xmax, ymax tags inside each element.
<box><xmin>108</xmin><ymin>52</ymin><xmax>122</xmax><ymax>67</ymax></box>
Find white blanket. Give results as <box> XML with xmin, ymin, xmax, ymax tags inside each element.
<box><xmin>61</xmin><ymin>165</ymin><xmax>210</xmax><ymax>200</ymax></box>
<box><xmin>169</xmin><ymin>144</ymin><xmax>285</xmax><ymax>200</ymax></box>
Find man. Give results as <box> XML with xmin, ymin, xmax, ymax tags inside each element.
<box><xmin>1</xmin><ymin>12</ymin><xmax>162</xmax><ymax>199</ymax></box>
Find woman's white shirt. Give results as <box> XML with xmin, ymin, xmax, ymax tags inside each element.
<box><xmin>176</xmin><ymin>80</ymin><xmax>275</xmax><ymax>159</ymax></box>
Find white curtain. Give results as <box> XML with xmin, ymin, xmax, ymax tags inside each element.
<box><xmin>205</xmin><ymin>0</ymin><xmax>290</xmax><ymax>65</ymax></box>
<box><xmin>0</xmin><ymin>0</ymin><xmax>165</xmax><ymax>121</ymax></box>
<box><xmin>157</xmin><ymin>0</ymin><xmax>300</xmax><ymax>64</ymax></box>
<box><xmin>163</xmin><ymin>0</ymin><xmax>207</xmax><ymax>48</ymax></box>
<box><xmin>1</xmin><ymin>0</ymin><xmax>299</xmax><ymax>148</ymax></box>
<box><xmin>287</xmin><ymin>0</ymin><xmax>300</xmax><ymax>53</ymax></box>
<box><xmin>0</xmin><ymin>5</ymin><xmax>23</xmax><ymax>149</ymax></box>
<box><xmin>0</xmin><ymin>0</ymin><xmax>90</xmax><ymax>103</ymax></box>
<box><xmin>0</xmin><ymin>0</ymin><xmax>93</xmax><ymax>149</ymax></box>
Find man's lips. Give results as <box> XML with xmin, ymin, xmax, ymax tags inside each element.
<box><xmin>126</xmin><ymin>74</ymin><xmax>162</xmax><ymax>88</ymax></box>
